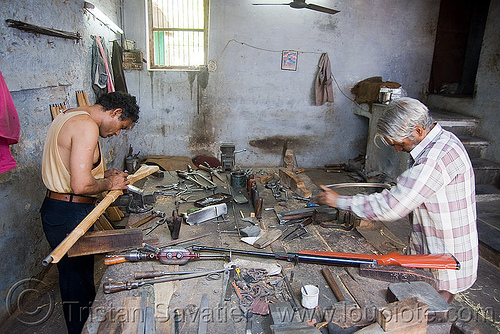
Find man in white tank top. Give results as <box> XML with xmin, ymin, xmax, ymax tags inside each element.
<box><xmin>40</xmin><ymin>92</ymin><xmax>140</xmax><ymax>334</ymax></box>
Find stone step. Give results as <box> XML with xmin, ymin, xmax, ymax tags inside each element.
<box><xmin>476</xmin><ymin>200</ymin><xmax>500</xmax><ymax>265</ymax></box>
<box><xmin>472</xmin><ymin>158</ymin><xmax>500</xmax><ymax>186</ymax></box>
<box><xmin>458</xmin><ymin>134</ymin><xmax>489</xmax><ymax>159</ymax></box>
<box><xmin>476</xmin><ymin>184</ymin><xmax>500</xmax><ymax>202</ymax></box>
<box><xmin>431</xmin><ymin>110</ymin><xmax>478</xmax><ymax>136</ymax></box>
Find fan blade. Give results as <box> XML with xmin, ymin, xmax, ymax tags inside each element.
<box><xmin>306</xmin><ymin>3</ymin><xmax>340</xmax><ymax>15</ymax></box>
<box><xmin>252</xmin><ymin>3</ymin><xmax>291</xmax><ymax>5</ymax></box>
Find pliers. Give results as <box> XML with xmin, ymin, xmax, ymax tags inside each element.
<box><xmin>143</xmin><ymin>218</ymin><xmax>166</xmax><ymax>235</ymax></box>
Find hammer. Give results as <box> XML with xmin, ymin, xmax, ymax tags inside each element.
<box><xmin>130</xmin><ymin>210</ymin><xmax>165</xmax><ymax>228</ymax></box>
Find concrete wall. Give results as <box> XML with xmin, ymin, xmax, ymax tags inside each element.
<box><xmin>124</xmin><ymin>0</ymin><xmax>440</xmax><ymax>168</ymax></box>
<box><xmin>0</xmin><ymin>0</ymin><xmax>125</xmax><ymax>323</ymax></box>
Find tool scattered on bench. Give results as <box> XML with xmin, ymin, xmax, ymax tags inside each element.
<box><xmin>104</xmin><ymin>267</ymin><xmax>232</xmax><ymax>294</ymax></box>
<box><xmin>176</xmin><ymin>167</ymin><xmax>217</xmax><ymax>190</ymax></box>
<box><xmin>130</xmin><ymin>210</ymin><xmax>165</xmax><ymax>228</ymax></box>
<box><xmin>282</xmin><ymin>217</ymin><xmax>313</xmax><ymax>241</ymax></box>
<box><xmin>248</xmin><ymin>177</ymin><xmax>263</xmax><ymax>219</ymax></box>
<box><xmin>114</xmin><ymin>184</ymin><xmax>157</xmax><ymax>213</ymax></box>
<box><xmin>198</xmin><ymin>163</ymin><xmax>226</xmax><ymax>183</ymax></box>
<box><xmin>143</xmin><ymin>217</ymin><xmax>166</xmax><ymax>235</ymax></box>
<box><xmin>191</xmin><ymin>246</ymin><xmax>460</xmax><ymax>270</ymax></box>
<box><xmin>104</xmin><ymin>246</ymin><xmax>228</xmax><ymax>266</ymax></box>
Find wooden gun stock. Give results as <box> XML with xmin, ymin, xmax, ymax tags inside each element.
<box><xmin>104</xmin><ymin>257</ymin><xmax>128</xmax><ymax>266</ymax></box>
<box><xmin>299</xmin><ymin>250</ymin><xmax>460</xmax><ymax>270</ymax></box>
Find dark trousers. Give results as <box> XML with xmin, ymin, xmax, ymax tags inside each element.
<box><xmin>40</xmin><ymin>197</ymin><xmax>96</xmax><ymax>334</ymax></box>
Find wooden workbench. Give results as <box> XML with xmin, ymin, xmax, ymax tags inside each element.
<box><xmin>82</xmin><ymin>168</ymin><xmax>433</xmax><ymax>334</ymax></box>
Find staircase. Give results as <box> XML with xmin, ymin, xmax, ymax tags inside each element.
<box><xmin>428</xmin><ymin>96</ymin><xmax>500</xmax><ymax>266</ymax></box>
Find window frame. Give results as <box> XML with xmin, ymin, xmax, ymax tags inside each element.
<box><xmin>146</xmin><ymin>0</ymin><xmax>209</xmax><ymax>71</ymax></box>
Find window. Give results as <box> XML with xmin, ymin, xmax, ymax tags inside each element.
<box><xmin>147</xmin><ymin>0</ymin><xmax>208</xmax><ymax>70</ymax></box>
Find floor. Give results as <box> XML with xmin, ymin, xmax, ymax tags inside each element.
<box><xmin>1</xmin><ymin>168</ymin><xmax>499</xmax><ymax>334</ymax></box>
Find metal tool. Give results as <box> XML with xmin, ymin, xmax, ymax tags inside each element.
<box><xmin>143</xmin><ymin>218</ymin><xmax>167</xmax><ymax>235</ymax></box>
<box><xmin>185</xmin><ymin>203</ymin><xmax>228</xmax><ymax>225</ymax></box>
<box><xmin>265</xmin><ymin>181</ymin><xmax>282</xmax><ymax>200</ymax></box>
<box><xmin>104</xmin><ymin>247</ymin><xmax>228</xmax><ymax>266</ymax></box>
<box><xmin>131</xmin><ymin>210</ymin><xmax>165</xmax><ymax>228</ymax></box>
<box><xmin>265</xmin><ymin>207</ymin><xmax>287</xmax><ymax>225</ymax></box>
<box><xmin>113</xmin><ymin>184</ymin><xmax>157</xmax><ymax>213</ymax></box>
<box><xmin>220</xmin><ymin>269</ymin><xmax>230</xmax><ymax>309</ymax></box>
<box><xmin>198</xmin><ymin>294</ymin><xmax>209</xmax><ymax>334</ymax></box>
<box><xmin>176</xmin><ymin>169</ymin><xmax>217</xmax><ymax>190</ymax></box>
<box><xmin>104</xmin><ymin>268</ymin><xmax>232</xmax><ymax>294</ymax></box>
<box><xmin>282</xmin><ymin>217</ymin><xmax>312</xmax><ymax>241</ymax></box>
<box><xmin>198</xmin><ymin>163</ymin><xmax>226</xmax><ymax>183</ymax></box>
<box><xmin>282</xmin><ymin>272</ymin><xmax>300</xmax><ymax>311</ymax></box>
<box><xmin>225</xmin><ymin>265</ymin><xmax>236</xmax><ymax>301</ymax></box>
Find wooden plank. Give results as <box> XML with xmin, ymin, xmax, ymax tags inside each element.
<box><xmin>106</xmin><ymin>206</ymin><xmax>125</xmax><ymax>221</ymax></box>
<box><xmin>121</xmin><ymin>297</ymin><xmax>142</xmax><ymax>334</ymax></box>
<box><xmin>96</xmin><ymin>214</ymin><xmax>114</xmax><ymax>230</ymax></box>
<box><xmin>67</xmin><ymin>229</ymin><xmax>143</xmax><ymax>257</ymax></box>
<box><xmin>377</xmin><ymin>297</ymin><xmax>427</xmax><ymax>332</ymax></box>
<box><xmin>279</xmin><ymin>168</ymin><xmax>312</xmax><ymax>198</ymax></box>
<box><xmin>253</xmin><ymin>229</ymin><xmax>282</xmax><ymax>249</ymax></box>
<box><xmin>154</xmin><ymin>264</ymin><xmax>176</xmax><ymax>334</ymax></box>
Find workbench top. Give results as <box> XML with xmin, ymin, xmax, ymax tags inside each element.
<box><xmin>82</xmin><ymin>168</ymin><xmax>425</xmax><ymax>334</ymax></box>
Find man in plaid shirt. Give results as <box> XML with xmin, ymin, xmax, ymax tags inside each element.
<box><xmin>318</xmin><ymin>97</ymin><xmax>478</xmax><ymax>303</ymax></box>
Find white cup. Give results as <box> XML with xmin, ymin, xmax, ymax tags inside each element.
<box><xmin>301</xmin><ymin>284</ymin><xmax>319</xmax><ymax>309</ymax></box>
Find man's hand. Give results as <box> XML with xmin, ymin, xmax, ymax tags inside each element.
<box><xmin>104</xmin><ymin>168</ymin><xmax>128</xmax><ymax>178</ymax></box>
<box><xmin>105</xmin><ymin>169</ymin><xmax>130</xmax><ymax>190</ymax></box>
<box><xmin>316</xmin><ymin>185</ymin><xmax>340</xmax><ymax>207</ymax></box>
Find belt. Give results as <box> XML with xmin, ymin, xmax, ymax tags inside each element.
<box><xmin>46</xmin><ymin>190</ymin><xmax>97</xmax><ymax>204</ymax></box>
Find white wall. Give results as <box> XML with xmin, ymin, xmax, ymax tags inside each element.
<box><xmin>124</xmin><ymin>0</ymin><xmax>440</xmax><ymax>168</ymax></box>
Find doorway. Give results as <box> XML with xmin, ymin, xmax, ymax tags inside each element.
<box><xmin>428</xmin><ymin>0</ymin><xmax>490</xmax><ymax>96</ymax></box>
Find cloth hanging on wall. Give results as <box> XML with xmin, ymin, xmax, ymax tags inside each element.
<box><xmin>0</xmin><ymin>70</ymin><xmax>20</xmax><ymax>173</ymax></box>
<box><xmin>315</xmin><ymin>53</ymin><xmax>334</xmax><ymax>106</ymax></box>
<box><xmin>91</xmin><ymin>36</ymin><xmax>115</xmax><ymax>99</ymax></box>
<box><xmin>111</xmin><ymin>40</ymin><xmax>128</xmax><ymax>93</ymax></box>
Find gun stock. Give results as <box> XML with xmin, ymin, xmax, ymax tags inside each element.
<box><xmin>298</xmin><ymin>250</ymin><xmax>460</xmax><ymax>270</ymax></box>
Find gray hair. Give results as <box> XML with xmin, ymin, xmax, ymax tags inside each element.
<box><xmin>375</xmin><ymin>97</ymin><xmax>433</xmax><ymax>145</ymax></box>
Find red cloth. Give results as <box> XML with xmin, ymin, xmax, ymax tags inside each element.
<box><xmin>0</xmin><ymin>71</ymin><xmax>20</xmax><ymax>173</ymax></box>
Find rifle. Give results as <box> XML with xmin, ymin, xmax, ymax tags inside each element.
<box><xmin>191</xmin><ymin>246</ymin><xmax>460</xmax><ymax>270</ymax></box>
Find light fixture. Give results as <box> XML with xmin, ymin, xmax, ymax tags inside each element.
<box><xmin>84</xmin><ymin>1</ymin><xmax>123</xmax><ymax>34</ymax></box>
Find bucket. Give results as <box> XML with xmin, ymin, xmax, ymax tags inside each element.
<box><xmin>230</xmin><ymin>171</ymin><xmax>246</xmax><ymax>190</ymax></box>
<box><xmin>301</xmin><ymin>285</ymin><xmax>319</xmax><ymax>309</ymax></box>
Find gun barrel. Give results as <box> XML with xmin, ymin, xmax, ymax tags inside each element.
<box><xmin>191</xmin><ymin>246</ymin><xmax>277</xmax><ymax>259</ymax></box>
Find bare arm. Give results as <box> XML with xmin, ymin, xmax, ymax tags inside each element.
<box><xmin>67</xmin><ymin>118</ymin><xmax>129</xmax><ymax>195</ymax></box>
<box><xmin>316</xmin><ymin>185</ymin><xmax>340</xmax><ymax>207</ymax></box>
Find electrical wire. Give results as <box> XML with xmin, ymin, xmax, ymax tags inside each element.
<box><xmin>210</xmin><ymin>38</ymin><xmax>365</xmax><ymax>110</ymax></box>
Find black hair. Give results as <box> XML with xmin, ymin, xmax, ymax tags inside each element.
<box><xmin>96</xmin><ymin>92</ymin><xmax>140</xmax><ymax>123</ymax></box>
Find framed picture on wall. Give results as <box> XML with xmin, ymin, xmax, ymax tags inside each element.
<box><xmin>281</xmin><ymin>50</ymin><xmax>298</xmax><ymax>71</ymax></box>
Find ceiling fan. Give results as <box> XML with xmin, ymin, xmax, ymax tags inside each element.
<box><xmin>253</xmin><ymin>0</ymin><xmax>340</xmax><ymax>15</ymax></box>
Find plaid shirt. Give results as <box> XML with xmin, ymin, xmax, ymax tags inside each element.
<box><xmin>337</xmin><ymin>123</ymin><xmax>478</xmax><ymax>294</ymax></box>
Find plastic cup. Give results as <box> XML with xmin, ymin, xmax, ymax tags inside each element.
<box><xmin>301</xmin><ymin>284</ymin><xmax>319</xmax><ymax>309</ymax></box>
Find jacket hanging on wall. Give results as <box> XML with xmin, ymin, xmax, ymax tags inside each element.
<box><xmin>92</xmin><ymin>36</ymin><xmax>115</xmax><ymax>99</ymax></box>
<box><xmin>315</xmin><ymin>53</ymin><xmax>334</xmax><ymax>106</ymax></box>
<box><xmin>0</xmin><ymin>71</ymin><xmax>20</xmax><ymax>173</ymax></box>
<box><xmin>111</xmin><ymin>40</ymin><xmax>128</xmax><ymax>93</ymax></box>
